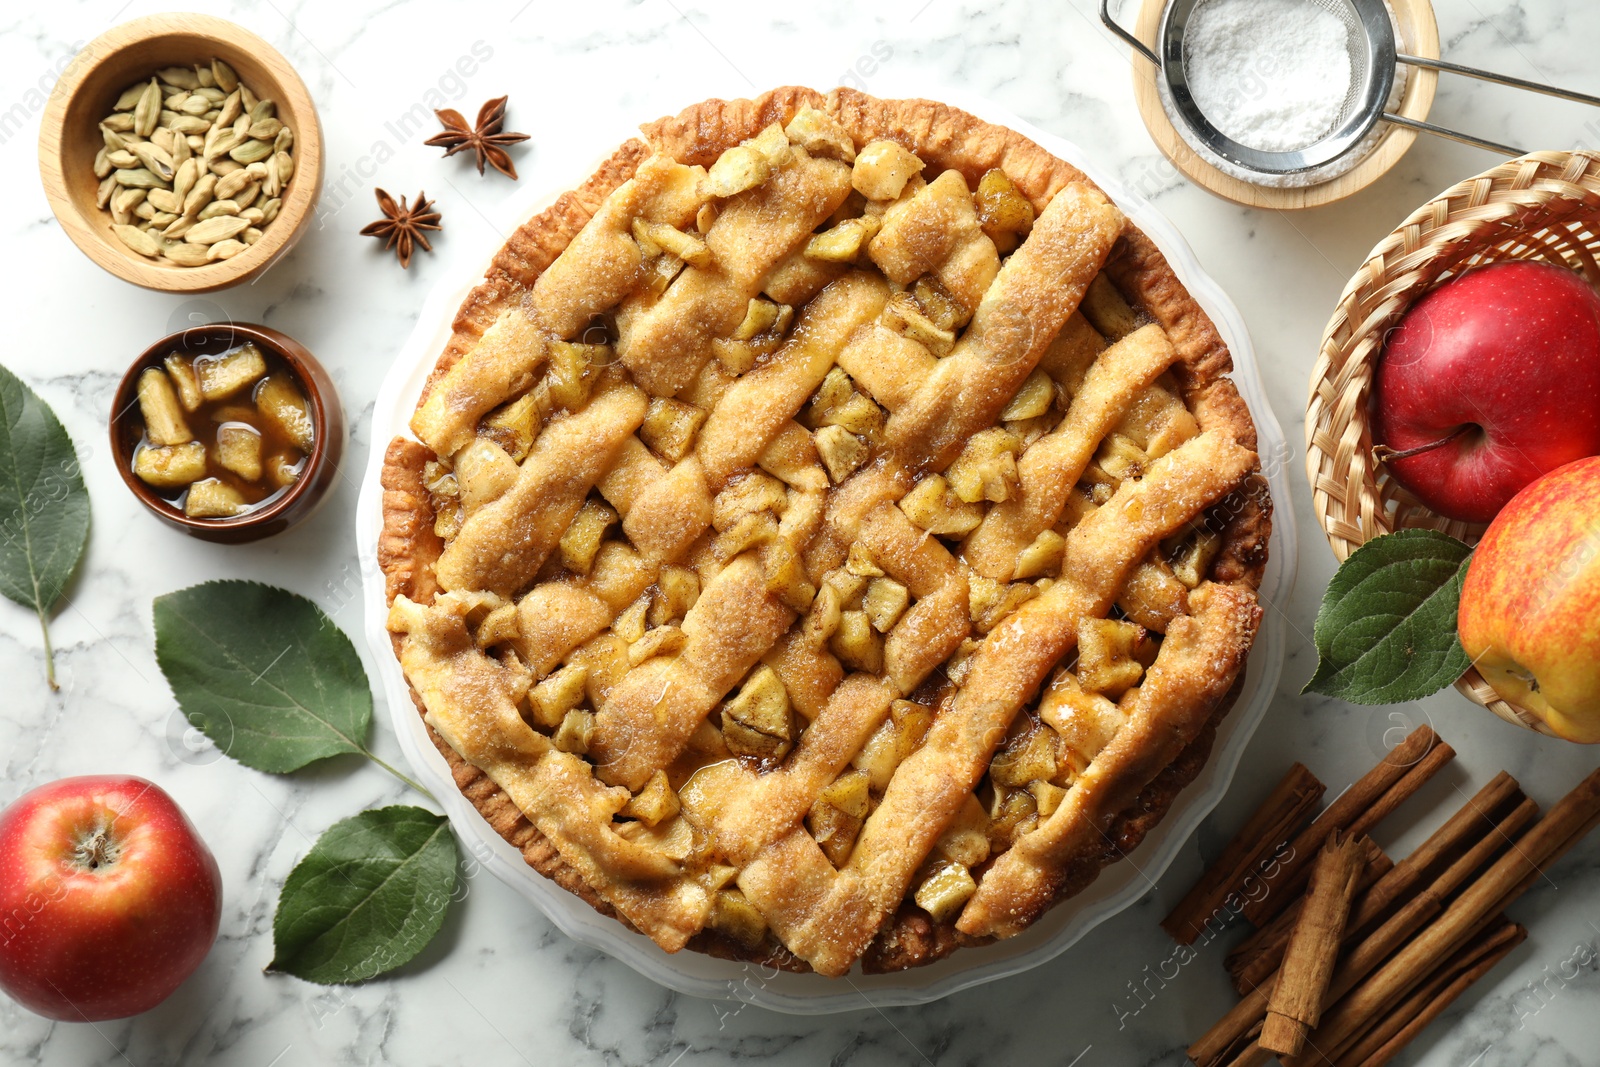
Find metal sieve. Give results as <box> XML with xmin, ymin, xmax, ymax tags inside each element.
<box><xmin>1103</xmin><ymin>0</ymin><xmax>1600</xmax><ymax>176</ymax></box>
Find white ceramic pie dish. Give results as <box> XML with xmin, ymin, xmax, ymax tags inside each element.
<box><xmin>355</xmin><ymin>92</ymin><xmax>1296</xmax><ymax>1014</ymax></box>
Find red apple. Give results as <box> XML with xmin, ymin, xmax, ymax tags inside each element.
<box><xmin>1371</xmin><ymin>260</ymin><xmax>1600</xmax><ymax>524</ymax></box>
<box><xmin>1458</xmin><ymin>456</ymin><xmax>1600</xmax><ymax>743</ymax></box>
<box><xmin>0</xmin><ymin>776</ymin><xmax>221</xmax><ymax>1021</ymax></box>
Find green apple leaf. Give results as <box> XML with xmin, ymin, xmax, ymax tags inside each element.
<box><xmin>269</xmin><ymin>806</ymin><xmax>458</xmax><ymax>984</ymax></box>
<box><xmin>1305</xmin><ymin>529</ymin><xmax>1473</xmax><ymax>704</ymax></box>
<box><xmin>154</xmin><ymin>580</ymin><xmax>374</xmax><ymax>773</ymax></box>
<box><xmin>0</xmin><ymin>363</ymin><xmax>90</xmax><ymax>690</ymax></box>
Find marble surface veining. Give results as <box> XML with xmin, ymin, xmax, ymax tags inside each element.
<box><xmin>2</xmin><ymin>1</ymin><xmax>1598</xmax><ymax>1064</ymax></box>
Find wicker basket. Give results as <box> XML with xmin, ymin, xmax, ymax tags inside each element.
<box><xmin>1306</xmin><ymin>150</ymin><xmax>1600</xmax><ymax>736</ymax></box>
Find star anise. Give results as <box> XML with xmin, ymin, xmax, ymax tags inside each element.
<box><xmin>359</xmin><ymin>188</ymin><xmax>441</xmax><ymax>269</ymax></box>
<box><xmin>424</xmin><ymin>95</ymin><xmax>530</xmax><ymax>180</ymax></box>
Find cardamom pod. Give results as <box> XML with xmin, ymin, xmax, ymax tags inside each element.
<box><xmin>198</xmin><ymin>199</ymin><xmax>240</xmax><ymax>221</ymax></box>
<box><xmin>112</xmin><ymin>82</ymin><xmax>146</xmax><ymax>111</ymax></box>
<box><xmin>207</xmin><ymin>238</ymin><xmax>246</xmax><ymax>261</ymax></box>
<box><xmin>156</xmin><ymin>66</ymin><xmax>200</xmax><ymax>90</ymax></box>
<box><xmin>163</xmin><ymin>242</ymin><xmax>211</xmax><ymax>266</ymax></box>
<box><xmin>111</xmin><ymin>187</ymin><xmax>145</xmax><ymax>225</ymax></box>
<box><xmin>113</xmin><ymin>223</ymin><xmax>161</xmax><ymax>257</ymax></box>
<box><xmin>172</xmin><ymin>158</ymin><xmax>199</xmax><ymax>203</ymax></box>
<box><xmin>130</xmin><ymin>142</ymin><xmax>175</xmax><ymax>182</ymax></box>
<box><xmin>184</xmin><ymin>215</ymin><xmax>250</xmax><ymax>245</ymax></box>
<box><xmin>214</xmin><ymin>168</ymin><xmax>256</xmax><ymax>201</ymax></box>
<box><xmin>167</xmin><ymin>115</ymin><xmax>212</xmax><ymax>135</ymax></box>
<box><xmin>133</xmin><ymin>79</ymin><xmax>161</xmax><ymax>137</ymax></box>
<box><xmin>147</xmin><ymin>188</ymin><xmax>181</xmax><ymax>214</ymax></box>
<box><xmin>183</xmin><ymin>173</ymin><xmax>218</xmax><ymax>217</ymax></box>
<box><xmin>216</xmin><ymin>89</ymin><xmax>242</xmax><ymax>129</ymax></box>
<box><xmin>229</xmin><ymin>139</ymin><xmax>273</xmax><ymax>165</ymax></box>
<box><xmin>113</xmin><ymin>167</ymin><xmax>164</xmax><ymax>189</ymax></box>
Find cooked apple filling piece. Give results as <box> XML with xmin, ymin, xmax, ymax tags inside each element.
<box><xmin>1077</xmin><ymin>617</ymin><xmax>1148</xmax><ymax>697</ymax></box>
<box><xmin>380</xmin><ymin>90</ymin><xmax>1265</xmax><ymax>977</ymax></box>
<box><xmin>915</xmin><ymin>859</ymin><xmax>978</xmax><ymax>923</ymax></box>
<box><xmin>1170</xmin><ymin>528</ymin><xmax>1224</xmax><ymax>589</ymax></box>
<box><xmin>623</xmin><ymin>770</ymin><xmax>682</xmax><ymax>826</ymax></box>
<box><xmin>721</xmin><ymin>666</ymin><xmax>794</xmax><ymax>761</ymax></box>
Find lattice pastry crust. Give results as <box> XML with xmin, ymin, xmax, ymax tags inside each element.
<box><xmin>378</xmin><ymin>88</ymin><xmax>1270</xmax><ymax>975</ymax></box>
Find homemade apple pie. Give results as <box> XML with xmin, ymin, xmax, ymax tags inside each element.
<box><xmin>378</xmin><ymin>88</ymin><xmax>1269</xmax><ymax>975</ymax></box>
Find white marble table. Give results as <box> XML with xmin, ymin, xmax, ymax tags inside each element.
<box><xmin>3</xmin><ymin>1</ymin><xmax>1597</xmax><ymax>1064</ymax></box>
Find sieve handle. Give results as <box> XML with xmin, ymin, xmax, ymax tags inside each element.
<box><xmin>1099</xmin><ymin>0</ymin><xmax>1159</xmax><ymax>67</ymax></box>
<box><xmin>1381</xmin><ymin>113</ymin><xmax>1523</xmax><ymax>157</ymax></box>
<box><xmin>1398</xmin><ymin>53</ymin><xmax>1600</xmax><ymax>110</ymax></box>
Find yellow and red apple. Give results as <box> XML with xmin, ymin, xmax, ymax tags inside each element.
<box><xmin>1458</xmin><ymin>456</ymin><xmax>1600</xmax><ymax>743</ymax></box>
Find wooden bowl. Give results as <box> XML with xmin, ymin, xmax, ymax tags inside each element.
<box><xmin>1305</xmin><ymin>150</ymin><xmax>1600</xmax><ymax>735</ymax></box>
<box><xmin>1131</xmin><ymin>0</ymin><xmax>1440</xmax><ymax>210</ymax></box>
<box><xmin>39</xmin><ymin>14</ymin><xmax>323</xmax><ymax>293</ymax></box>
<box><xmin>111</xmin><ymin>322</ymin><xmax>345</xmax><ymax>543</ymax></box>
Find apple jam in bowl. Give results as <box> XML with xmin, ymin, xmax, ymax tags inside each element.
<box><xmin>111</xmin><ymin>323</ymin><xmax>344</xmax><ymax>542</ymax></box>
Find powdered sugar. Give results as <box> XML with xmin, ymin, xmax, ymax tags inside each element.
<box><xmin>1183</xmin><ymin>0</ymin><xmax>1355</xmax><ymax>153</ymax></box>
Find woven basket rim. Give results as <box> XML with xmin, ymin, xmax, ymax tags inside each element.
<box><xmin>1305</xmin><ymin>149</ymin><xmax>1600</xmax><ymax>738</ymax></box>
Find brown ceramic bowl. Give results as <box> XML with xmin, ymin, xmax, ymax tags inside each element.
<box><xmin>111</xmin><ymin>322</ymin><xmax>344</xmax><ymax>543</ymax></box>
<box><xmin>39</xmin><ymin>13</ymin><xmax>324</xmax><ymax>293</ymax></box>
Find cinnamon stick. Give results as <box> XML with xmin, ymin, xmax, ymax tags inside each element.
<box><xmin>1242</xmin><ymin>726</ymin><xmax>1450</xmax><ymax>927</ymax></box>
<box><xmin>1286</xmin><ymin>767</ymin><xmax>1600</xmax><ymax>1066</ymax></box>
<box><xmin>1333</xmin><ymin>920</ymin><xmax>1526</xmax><ymax>1067</ymax></box>
<box><xmin>1342</xmin><ymin>740</ymin><xmax>1457</xmax><ymax>843</ymax></box>
<box><xmin>1228</xmin><ymin>839</ymin><xmax>1391</xmax><ymax>994</ymax></box>
<box><xmin>1227</xmin><ymin>772</ymin><xmax>1522</xmax><ymax>993</ymax></box>
<box><xmin>1163</xmin><ymin>762</ymin><xmax>1326</xmax><ymax>943</ymax></box>
<box><xmin>1188</xmin><ymin>791</ymin><xmax>1539</xmax><ymax>1067</ymax></box>
<box><xmin>1260</xmin><ymin>834</ymin><xmax>1367</xmax><ymax>1056</ymax></box>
